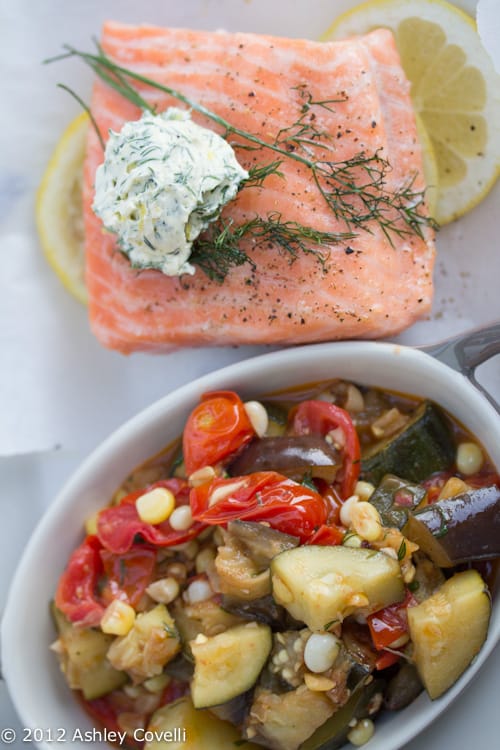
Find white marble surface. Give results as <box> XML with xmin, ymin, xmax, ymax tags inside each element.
<box><xmin>0</xmin><ymin>0</ymin><xmax>499</xmax><ymax>748</ymax></box>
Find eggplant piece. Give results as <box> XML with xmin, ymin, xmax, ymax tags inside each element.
<box><xmin>341</xmin><ymin>620</ymin><xmax>378</xmax><ymax>673</ymax></box>
<box><xmin>403</xmin><ymin>485</ymin><xmax>500</xmax><ymax>567</ymax></box>
<box><xmin>384</xmin><ymin>663</ymin><xmax>423</xmax><ymax>710</ymax></box>
<box><xmin>226</xmin><ymin>520</ymin><xmax>300</xmax><ymax>565</ymax></box>
<box><xmin>369</xmin><ymin>474</ymin><xmax>426</xmax><ymax>529</ymax></box>
<box><xmin>221</xmin><ymin>594</ymin><xmax>296</xmax><ymax>631</ymax></box>
<box><xmin>209</xmin><ymin>689</ymin><xmax>253</xmax><ymax>726</ymax></box>
<box><xmin>163</xmin><ymin>652</ymin><xmax>194</xmax><ymax>682</ymax></box>
<box><xmin>228</xmin><ymin>436</ymin><xmax>341</xmax><ymax>482</ymax></box>
<box><xmin>361</xmin><ymin>401</ymin><xmax>455</xmax><ymax>485</ymax></box>
<box><xmin>299</xmin><ymin>679</ymin><xmax>385</xmax><ymax>750</ymax></box>
<box><xmin>215</xmin><ymin>522</ymin><xmax>300</xmax><ymax>601</ymax></box>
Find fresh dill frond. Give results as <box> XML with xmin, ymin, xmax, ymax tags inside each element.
<box><xmin>190</xmin><ymin>212</ymin><xmax>355</xmax><ymax>282</ymax></box>
<box><xmin>190</xmin><ymin>218</ymin><xmax>255</xmax><ymax>283</ymax></box>
<box><xmin>56</xmin><ymin>83</ymin><xmax>105</xmax><ymax>149</ymax></box>
<box><xmin>243</xmin><ymin>160</ymin><xmax>285</xmax><ymax>189</ymax></box>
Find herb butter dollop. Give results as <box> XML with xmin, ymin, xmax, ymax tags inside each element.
<box><xmin>92</xmin><ymin>108</ymin><xmax>248</xmax><ymax>276</ymax></box>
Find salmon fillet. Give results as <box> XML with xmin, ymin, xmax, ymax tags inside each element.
<box><xmin>83</xmin><ymin>22</ymin><xmax>435</xmax><ymax>353</ymax></box>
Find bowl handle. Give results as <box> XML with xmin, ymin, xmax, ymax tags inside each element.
<box><xmin>420</xmin><ymin>321</ymin><xmax>500</xmax><ymax>414</ymax></box>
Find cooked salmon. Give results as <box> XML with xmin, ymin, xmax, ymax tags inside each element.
<box><xmin>83</xmin><ymin>22</ymin><xmax>435</xmax><ymax>353</ymax></box>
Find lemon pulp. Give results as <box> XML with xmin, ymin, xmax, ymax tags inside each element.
<box><xmin>324</xmin><ymin>0</ymin><xmax>500</xmax><ymax>224</ymax></box>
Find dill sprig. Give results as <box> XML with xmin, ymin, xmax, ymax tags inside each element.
<box><xmin>243</xmin><ymin>161</ymin><xmax>285</xmax><ymax>189</ymax></box>
<box><xmin>191</xmin><ymin>213</ymin><xmax>355</xmax><ymax>283</ymax></box>
<box><xmin>56</xmin><ymin>83</ymin><xmax>105</xmax><ymax>150</ymax></box>
<box><xmin>46</xmin><ymin>42</ymin><xmax>437</xmax><ymax>281</ymax></box>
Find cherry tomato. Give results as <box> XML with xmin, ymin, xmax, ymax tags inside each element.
<box><xmin>374</xmin><ymin>650</ymin><xmax>401</xmax><ymax>670</ymax></box>
<box><xmin>190</xmin><ymin>471</ymin><xmax>327</xmax><ymax>542</ymax></box>
<box><xmin>79</xmin><ymin>695</ymin><xmax>136</xmax><ymax>747</ymax></box>
<box><xmin>315</xmin><ymin>478</ymin><xmax>343</xmax><ymax>524</ymax></box>
<box><xmin>55</xmin><ymin>535</ymin><xmax>105</xmax><ymax>627</ymax></box>
<box><xmin>183</xmin><ymin>390</ymin><xmax>255</xmax><ymax>475</ymax></box>
<box><xmin>99</xmin><ymin>547</ymin><xmax>156</xmax><ymax>609</ymax></box>
<box><xmin>291</xmin><ymin>400</ymin><xmax>361</xmax><ymax>499</ymax></box>
<box><xmin>97</xmin><ymin>479</ymin><xmax>205</xmax><ymax>554</ymax></box>
<box><xmin>306</xmin><ymin>524</ymin><xmax>344</xmax><ymax>546</ymax></box>
<box><xmin>367</xmin><ymin>590</ymin><xmax>418</xmax><ymax>651</ymax></box>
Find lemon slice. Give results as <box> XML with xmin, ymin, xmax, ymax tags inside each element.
<box><xmin>36</xmin><ymin>112</ymin><xmax>89</xmax><ymax>304</ymax></box>
<box><xmin>324</xmin><ymin>0</ymin><xmax>500</xmax><ymax>224</ymax></box>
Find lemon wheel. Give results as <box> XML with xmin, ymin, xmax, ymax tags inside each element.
<box><xmin>324</xmin><ymin>0</ymin><xmax>500</xmax><ymax>225</ymax></box>
<box><xmin>36</xmin><ymin>112</ymin><xmax>89</xmax><ymax>304</ymax></box>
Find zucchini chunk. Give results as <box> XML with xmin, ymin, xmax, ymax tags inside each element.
<box><xmin>244</xmin><ymin>685</ymin><xmax>335</xmax><ymax>750</ymax></box>
<box><xmin>145</xmin><ymin>696</ymin><xmax>260</xmax><ymax>749</ymax></box>
<box><xmin>361</xmin><ymin>401</ymin><xmax>455</xmax><ymax>485</ymax></box>
<box><xmin>190</xmin><ymin>622</ymin><xmax>272</xmax><ymax>708</ymax></box>
<box><xmin>369</xmin><ymin>474</ymin><xmax>426</xmax><ymax>529</ymax></box>
<box><xmin>51</xmin><ymin>604</ymin><xmax>127</xmax><ymax>700</ymax></box>
<box><xmin>407</xmin><ymin>569</ymin><xmax>491</xmax><ymax>699</ymax></box>
<box><xmin>403</xmin><ymin>485</ymin><xmax>500</xmax><ymax>567</ymax></box>
<box><xmin>271</xmin><ymin>546</ymin><xmax>404</xmax><ymax>631</ymax></box>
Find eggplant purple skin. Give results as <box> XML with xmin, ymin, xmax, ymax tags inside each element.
<box><xmin>228</xmin><ymin>435</ymin><xmax>340</xmax><ymax>482</ymax></box>
<box><xmin>404</xmin><ymin>485</ymin><xmax>500</xmax><ymax>567</ymax></box>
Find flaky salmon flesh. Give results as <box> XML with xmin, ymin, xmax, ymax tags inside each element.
<box><xmin>83</xmin><ymin>22</ymin><xmax>435</xmax><ymax>353</ymax></box>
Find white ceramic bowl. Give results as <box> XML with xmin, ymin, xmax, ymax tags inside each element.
<box><xmin>2</xmin><ymin>339</ymin><xmax>500</xmax><ymax>750</ymax></box>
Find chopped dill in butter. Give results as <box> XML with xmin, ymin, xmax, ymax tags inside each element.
<box><xmin>92</xmin><ymin>108</ymin><xmax>248</xmax><ymax>276</ymax></box>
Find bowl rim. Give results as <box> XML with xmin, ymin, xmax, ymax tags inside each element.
<box><xmin>2</xmin><ymin>339</ymin><xmax>500</xmax><ymax>750</ymax></box>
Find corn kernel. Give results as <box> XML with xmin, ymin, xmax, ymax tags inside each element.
<box><xmin>344</xmin><ymin>384</ymin><xmax>365</xmax><ymax>413</ymax></box>
<box><xmin>189</xmin><ymin>465</ymin><xmax>217</xmax><ymax>487</ymax></box>
<box><xmin>146</xmin><ymin>576</ymin><xmax>180</xmax><ymax>605</ymax></box>
<box><xmin>185</xmin><ymin>579</ymin><xmax>212</xmax><ymax>604</ymax></box>
<box><xmin>169</xmin><ymin>504</ymin><xmax>193</xmax><ymax>531</ymax></box>
<box><xmin>196</xmin><ymin>547</ymin><xmax>216</xmax><ymax>574</ymax></box>
<box><xmin>244</xmin><ymin>400</ymin><xmax>269</xmax><ymax>437</ymax></box>
<box><xmin>85</xmin><ymin>511</ymin><xmax>99</xmax><ymax>536</ymax></box>
<box><xmin>101</xmin><ymin>600</ymin><xmax>136</xmax><ymax>636</ymax></box>
<box><xmin>136</xmin><ymin>487</ymin><xmax>175</xmax><ymax>525</ymax></box>
<box><xmin>166</xmin><ymin>562</ymin><xmax>188</xmax><ymax>582</ymax></box>
<box><xmin>208</xmin><ymin>479</ymin><xmax>247</xmax><ymax>507</ymax></box>
<box><xmin>347</xmin><ymin>718</ymin><xmax>375</xmax><ymax>746</ymax></box>
<box><xmin>304</xmin><ymin>673</ymin><xmax>336</xmax><ymax>692</ymax></box>
<box><xmin>350</xmin><ymin>502</ymin><xmax>383</xmax><ymax>542</ymax></box>
<box><xmin>340</xmin><ymin>494</ymin><xmax>359</xmax><ymax>527</ymax></box>
<box><xmin>354</xmin><ymin>480</ymin><xmax>376</xmax><ymax>502</ymax></box>
<box><xmin>456</xmin><ymin>442</ymin><xmax>484</xmax><ymax>476</ymax></box>
<box><xmin>304</xmin><ymin>633</ymin><xmax>340</xmax><ymax>673</ymax></box>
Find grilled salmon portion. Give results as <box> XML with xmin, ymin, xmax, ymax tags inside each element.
<box><xmin>83</xmin><ymin>22</ymin><xmax>435</xmax><ymax>353</ymax></box>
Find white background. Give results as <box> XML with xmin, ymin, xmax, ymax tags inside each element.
<box><xmin>0</xmin><ymin>1</ymin><xmax>499</xmax><ymax>748</ymax></box>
